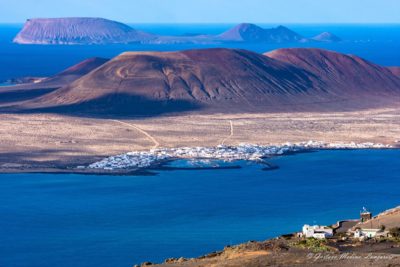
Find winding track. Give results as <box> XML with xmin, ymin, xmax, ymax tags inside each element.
<box><xmin>111</xmin><ymin>119</ymin><xmax>160</xmax><ymax>150</ymax></box>
<box><xmin>220</xmin><ymin>120</ymin><xmax>234</xmax><ymax>145</ymax></box>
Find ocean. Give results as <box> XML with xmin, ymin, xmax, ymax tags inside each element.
<box><xmin>0</xmin><ymin>24</ymin><xmax>400</xmax><ymax>82</ymax></box>
<box><xmin>0</xmin><ymin>149</ymin><xmax>400</xmax><ymax>266</ymax></box>
<box><xmin>0</xmin><ymin>24</ymin><xmax>400</xmax><ymax>266</ymax></box>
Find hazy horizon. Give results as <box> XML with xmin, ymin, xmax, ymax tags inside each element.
<box><xmin>0</xmin><ymin>0</ymin><xmax>399</xmax><ymax>24</ymax></box>
<box><xmin>3</xmin><ymin>22</ymin><xmax>400</xmax><ymax>25</ymax></box>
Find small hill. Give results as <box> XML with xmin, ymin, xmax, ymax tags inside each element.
<box><xmin>218</xmin><ymin>24</ymin><xmax>306</xmax><ymax>43</ymax></box>
<box><xmin>18</xmin><ymin>57</ymin><xmax>109</xmax><ymax>88</ymax></box>
<box><xmin>311</xmin><ymin>32</ymin><xmax>341</xmax><ymax>42</ymax></box>
<box><xmin>13</xmin><ymin>17</ymin><xmax>155</xmax><ymax>44</ymax></box>
<box><xmin>0</xmin><ymin>57</ymin><xmax>109</xmax><ymax>106</ymax></box>
<box><xmin>47</xmin><ymin>57</ymin><xmax>109</xmax><ymax>81</ymax></box>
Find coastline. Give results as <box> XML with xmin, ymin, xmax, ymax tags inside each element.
<box><xmin>1</xmin><ymin>146</ymin><xmax>399</xmax><ymax>267</ymax></box>
<box><xmin>84</xmin><ymin>141</ymin><xmax>395</xmax><ymax>172</ymax></box>
<box><xmin>1</xmin><ymin>20</ymin><xmax>399</xmax><ymax>267</ymax></box>
<box><xmin>0</xmin><ymin>145</ymin><xmax>397</xmax><ymax>175</ymax></box>
<box><xmin>0</xmin><ymin>166</ymin><xmax>157</xmax><ymax>176</ymax></box>
<box><xmin>145</xmin><ymin>206</ymin><xmax>400</xmax><ymax>267</ymax></box>
<box><xmin>0</xmin><ymin>109</ymin><xmax>398</xmax><ymax>175</ymax></box>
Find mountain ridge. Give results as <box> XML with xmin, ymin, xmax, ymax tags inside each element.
<box><xmin>13</xmin><ymin>18</ymin><xmax>341</xmax><ymax>45</ymax></box>
<box><xmin>14</xmin><ymin>17</ymin><xmax>155</xmax><ymax>44</ymax></box>
<box><xmin>311</xmin><ymin>31</ymin><xmax>342</xmax><ymax>42</ymax></box>
<box><xmin>265</xmin><ymin>48</ymin><xmax>400</xmax><ymax>95</ymax></box>
<box><xmin>14</xmin><ymin>48</ymin><xmax>399</xmax><ymax>116</ymax></box>
<box><xmin>389</xmin><ymin>67</ymin><xmax>400</xmax><ymax>78</ymax></box>
<box><xmin>217</xmin><ymin>23</ymin><xmax>306</xmax><ymax>43</ymax></box>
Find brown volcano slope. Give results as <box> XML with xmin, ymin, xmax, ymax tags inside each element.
<box><xmin>266</xmin><ymin>48</ymin><xmax>400</xmax><ymax>97</ymax></box>
<box><xmin>21</xmin><ymin>48</ymin><xmax>400</xmax><ymax>116</ymax></box>
<box><xmin>43</xmin><ymin>57</ymin><xmax>109</xmax><ymax>85</ymax></box>
<box><xmin>389</xmin><ymin>67</ymin><xmax>400</xmax><ymax>78</ymax></box>
<box><xmin>0</xmin><ymin>57</ymin><xmax>109</xmax><ymax>107</ymax></box>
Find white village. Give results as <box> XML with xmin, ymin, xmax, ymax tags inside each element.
<box><xmin>86</xmin><ymin>141</ymin><xmax>391</xmax><ymax>170</ymax></box>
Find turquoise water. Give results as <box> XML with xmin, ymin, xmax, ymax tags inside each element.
<box><xmin>0</xmin><ymin>149</ymin><xmax>399</xmax><ymax>266</ymax></box>
<box><xmin>0</xmin><ymin>82</ymin><xmax>12</xmax><ymax>86</ymax></box>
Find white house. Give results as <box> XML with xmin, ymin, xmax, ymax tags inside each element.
<box><xmin>354</xmin><ymin>228</ymin><xmax>385</xmax><ymax>239</ymax></box>
<box><xmin>302</xmin><ymin>224</ymin><xmax>334</xmax><ymax>239</ymax></box>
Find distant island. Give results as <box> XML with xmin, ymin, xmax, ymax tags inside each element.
<box><xmin>13</xmin><ymin>17</ymin><xmax>342</xmax><ymax>45</ymax></box>
<box><xmin>13</xmin><ymin>17</ymin><xmax>155</xmax><ymax>44</ymax></box>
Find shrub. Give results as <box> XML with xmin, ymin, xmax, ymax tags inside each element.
<box><xmin>291</xmin><ymin>238</ymin><xmax>330</xmax><ymax>252</ymax></box>
<box><xmin>389</xmin><ymin>227</ymin><xmax>400</xmax><ymax>237</ymax></box>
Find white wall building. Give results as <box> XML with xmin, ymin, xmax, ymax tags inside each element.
<box><xmin>354</xmin><ymin>228</ymin><xmax>385</xmax><ymax>239</ymax></box>
<box><xmin>302</xmin><ymin>224</ymin><xmax>333</xmax><ymax>239</ymax></box>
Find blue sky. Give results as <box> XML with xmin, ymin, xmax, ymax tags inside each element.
<box><xmin>0</xmin><ymin>0</ymin><xmax>399</xmax><ymax>23</ymax></box>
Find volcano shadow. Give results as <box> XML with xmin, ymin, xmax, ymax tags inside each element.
<box><xmin>19</xmin><ymin>92</ymin><xmax>203</xmax><ymax>118</ymax></box>
<box><xmin>0</xmin><ymin>88</ymin><xmax>57</xmax><ymax>104</ymax></box>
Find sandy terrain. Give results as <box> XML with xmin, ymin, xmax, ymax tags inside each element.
<box><xmin>146</xmin><ymin>204</ymin><xmax>400</xmax><ymax>267</ymax></box>
<box><xmin>149</xmin><ymin>238</ymin><xmax>400</xmax><ymax>267</ymax></box>
<box><xmin>0</xmin><ymin>107</ymin><xmax>399</xmax><ymax>171</ymax></box>
<box><xmin>153</xmin><ymin>252</ymin><xmax>400</xmax><ymax>267</ymax></box>
<box><xmin>358</xmin><ymin>206</ymin><xmax>400</xmax><ymax>229</ymax></box>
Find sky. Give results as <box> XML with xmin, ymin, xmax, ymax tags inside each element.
<box><xmin>0</xmin><ymin>0</ymin><xmax>399</xmax><ymax>24</ymax></box>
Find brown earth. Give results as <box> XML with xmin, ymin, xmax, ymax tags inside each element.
<box><xmin>357</xmin><ymin>206</ymin><xmax>400</xmax><ymax>230</ymax></box>
<box><xmin>0</xmin><ymin>107</ymin><xmax>399</xmax><ymax>172</ymax></box>
<box><xmin>0</xmin><ymin>57</ymin><xmax>108</xmax><ymax>108</ymax></box>
<box><xmin>145</xmin><ymin>206</ymin><xmax>400</xmax><ymax>267</ymax></box>
<box><xmin>389</xmin><ymin>66</ymin><xmax>400</xmax><ymax>78</ymax></box>
<box><xmin>0</xmin><ymin>48</ymin><xmax>399</xmax><ymax>265</ymax></box>
<box><xmin>0</xmin><ymin>48</ymin><xmax>399</xmax><ymax>171</ymax></box>
<box><xmin>12</xmin><ymin>48</ymin><xmax>400</xmax><ymax>116</ymax></box>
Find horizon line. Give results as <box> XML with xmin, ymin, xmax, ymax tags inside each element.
<box><xmin>1</xmin><ymin>20</ymin><xmax>400</xmax><ymax>25</ymax></box>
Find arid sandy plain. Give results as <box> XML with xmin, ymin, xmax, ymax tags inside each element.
<box><xmin>0</xmin><ymin>107</ymin><xmax>399</xmax><ymax>172</ymax></box>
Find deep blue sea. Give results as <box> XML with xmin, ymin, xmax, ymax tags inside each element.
<box><xmin>0</xmin><ymin>24</ymin><xmax>400</xmax><ymax>266</ymax></box>
<box><xmin>1</xmin><ymin>150</ymin><xmax>400</xmax><ymax>267</ymax></box>
<box><xmin>0</xmin><ymin>23</ymin><xmax>400</xmax><ymax>82</ymax></box>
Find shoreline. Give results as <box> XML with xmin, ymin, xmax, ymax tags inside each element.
<box><xmin>0</xmin><ymin>146</ymin><xmax>397</xmax><ymax>175</ymax></box>
<box><xmin>147</xmin><ymin>206</ymin><xmax>400</xmax><ymax>267</ymax></box>
<box><xmin>85</xmin><ymin>141</ymin><xmax>395</xmax><ymax>172</ymax></box>
<box><xmin>0</xmin><ymin>109</ymin><xmax>398</xmax><ymax>175</ymax></box>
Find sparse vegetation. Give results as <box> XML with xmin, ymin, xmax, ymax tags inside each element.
<box><xmin>389</xmin><ymin>227</ymin><xmax>400</xmax><ymax>238</ymax></box>
<box><xmin>0</xmin><ymin>109</ymin><xmax>398</xmax><ymax>172</ymax></box>
<box><xmin>291</xmin><ymin>238</ymin><xmax>331</xmax><ymax>252</ymax></box>
<box><xmin>335</xmin><ymin>232</ymin><xmax>348</xmax><ymax>239</ymax></box>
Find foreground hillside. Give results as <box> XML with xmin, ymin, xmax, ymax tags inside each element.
<box><xmin>146</xmin><ymin>207</ymin><xmax>400</xmax><ymax>267</ymax></box>
<box><xmin>17</xmin><ymin>48</ymin><xmax>400</xmax><ymax>116</ymax></box>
